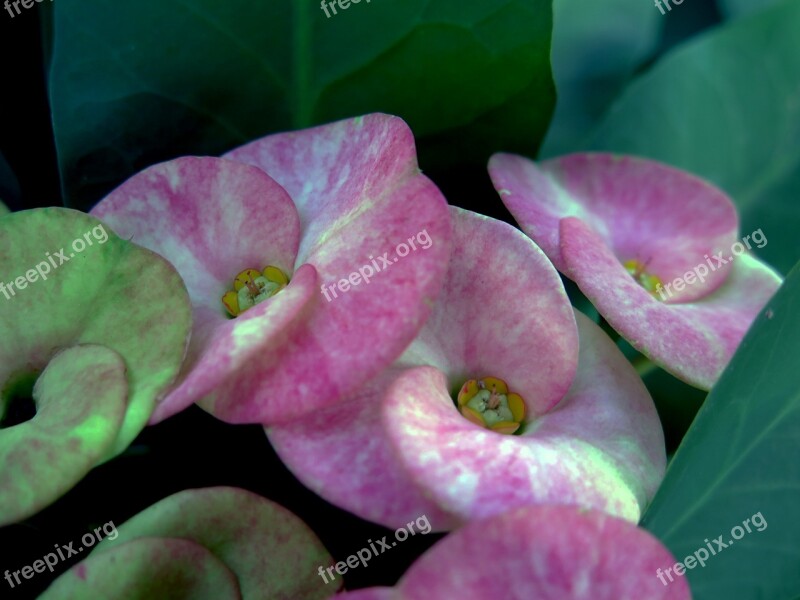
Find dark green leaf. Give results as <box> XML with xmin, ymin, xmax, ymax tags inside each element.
<box><xmin>49</xmin><ymin>0</ymin><xmax>554</xmax><ymax>209</ymax></box>
<box><xmin>717</xmin><ymin>0</ymin><xmax>785</xmax><ymax>19</ymax></box>
<box><xmin>541</xmin><ymin>0</ymin><xmax>661</xmax><ymax>156</ymax></box>
<box><xmin>587</xmin><ymin>0</ymin><xmax>800</xmax><ymax>274</ymax></box>
<box><xmin>642</xmin><ymin>261</ymin><xmax>800</xmax><ymax>599</ymax></box>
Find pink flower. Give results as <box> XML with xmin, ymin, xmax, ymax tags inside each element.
<box><xmin>268</xmin><ymin>208</ymin><xmax>665</xmax><ymax>530</ymax></box>
<box><xmin>489</xmin><ymin>152</ymin><xmax>782</xmax><ymax>389</ymax></box>
<box><xmin>91</xmin><ymin>114</ymin><xmax>452</xmax><ymax>425</ymax></box>
<box><xmin>336</xmin><ymin>505</ymin><xmax>691</xmax><ymax>600</ymax></box>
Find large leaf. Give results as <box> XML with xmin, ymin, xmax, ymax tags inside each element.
<box><xmin>717</xmin><ymin>0</ymin><xmax>785</xmax><ymax>19</ymax></box>
<box><xmin>49</xmin><ymin>0</ymin><xmax>554</xmax><ymax>209</ymax></box>
<box><xmin>641</xmin><ymin>261</ymin><xmax>800</xmax><ymax>600</ymax></box>
<box><xmin>587</xmin><ymin>0</ymin><xmax>800</xmax><ymax>274</ymax></box>
<box><xmin>540</xmin><ymin>0</ymin><xmax>661</xmax><ymax>156</ymax></box>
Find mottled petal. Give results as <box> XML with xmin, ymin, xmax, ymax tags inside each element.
<box><xmin>39</xmin><ymin>538</ymin><xmax>241</xmax><ymax>600</ymax></box>
<box><xmin>561</xmin><ymin>216</ymin><xmax>781</xmax><ymax>389</ymax></box>
<box><xmin>489</xmin><ymin>152</ymin><xmax>738</xmax><ymax>302</ymax></box>
<box><xmin>157</xmin><ymin>263</ymin><xmax>318</xmax><ymax>423</ymax></box>
<box><xmin>267</xmin><ymin>367</ymin><xmax>460</xmax><ymax>531</ymax></box>
<box><xmin>91</xmin><ymin>157</ymin><xmax>307</xmax><ymax>422</ymax></box>
<box><xmin>395</xmin><ymin>505</ymin><xmax>691</xmax><ymax>600</ymax></box>
<box><xmin>0</xmin><ymin>345</ymin><xmax>127</xmax><ymax>526</ymax></box>
<box><xmin>212</xmin><ymin>114</ymin><xmax>452</xmax><ymax>423</ymax></box>
<box><xmin>384</xmin><ymin>309</ymin><xmax>664</xmax><ymax>524</ymax></box>
<box><xmin>94</xmin><ymin>487</ymin><xmax>335</xmax><ymax>600</ymax></box>
<box><xmin>0</xmin><ymin>209</ymin><xmax>191</xmax><ymax>456</ymax></box>
<box><xmin>398</xmin><ymin>206</ymin><xmax>578</xmax><ymax>416</ymax></box>
<box><xmin>91</xmin><ymin>156</ymin><xmax>301</xmax><ymax>304</ymax></box>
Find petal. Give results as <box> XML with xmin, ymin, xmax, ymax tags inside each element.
<box><xmin>155</xmin><ymin>263</ymin><xmax>317</xmax><ymax>422</ymax></box>
<box><xmin>267</xmin><ymin>367</ymin><xmax>460</xmax><ymax>531</ymax></box>
<box><xmin>561</xmin><ymin>216</ymin><xmax>781</xmax><ymax>389</ymax></box>
<box><xmin>0</xmin><ymin>208</ymin><xmax>191</xmax><ymax>455</ymax></box>
<box><xmin>225</xmin><ymin>114</ymin><xmax>421</xmax><ymax>267</ymax></box>
<box><xmin>90</xmin><ymin>156</ymin><xmax>312</xmax><ymax>422</ymax></box>
<box><xmin>39</xmin><ymin>538</ymin><xmax>241</xmax><ymax>600</ymax></box>
<box><xmin>94</xmin><ymin>486</ymin><xmax>335</xmax><ymax>600</ymax></box>
<box><xmin>489</xmin><ymin>152</ymin><xmax>739</xmax><ymax>302</ymax></box>
<box><xmin>0</xmin><ymin>345</ymin><xmax>128</xmax><ymax>526</ymax></box>
<box><xmin>399</xmin><ymin>206</ymin><xmax>578</xmax><ymax>417</ymax></box>
<box><xmin>214</xmin><ymin>114</ymin><xmax>452</xmax><ymax>423</ymax></box>
<box><xmin>396</xmin><ymin>505</ymin><xmax>691</xmax><ymax>600</ymax></box>
<box><xmin>384</xmin><ymin>312</ymin><xmax>665</xmax><ymax>525</ymax></box>
<box><xmin>91</xmin><ymin>156</ymin><xmax>301</xmax><ymax>306</ymax></box>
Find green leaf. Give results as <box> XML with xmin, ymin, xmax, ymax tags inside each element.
<box><xmin>49</xmin><ymin>0</ymin><xmax>554</xmax><ymax>209</ymax></box>
<box><xmin>641</xmin><ymin>261</ymin><xmax>800</xmax><ymax>600</ymax></box>
<box><xmin>587</xmin><ymin>0</ymin><xmax>800</xmax><ymax>274</ymax></box>
<box><xmin>541</xmin><ymin>0</ymin><xmax>661</xmax><ymax>156</ymax></box>
<box><xmin>717</xmin><ymin>0</ymin><xmax>785</xmax><ymax>19</ymax></box>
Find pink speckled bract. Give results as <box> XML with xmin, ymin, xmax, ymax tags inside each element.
<box><xmin>40</xmin><ymin>487</ymin><xmax>336</xmax><ymax>600</ymax></box>
<box><xmin>338</xmin><ymin>505</ymin><xmax>692</xmax><ymax>600</ymax></box>
<box><xmin>268</xmin><ymin>208</ymin><xmax>665</xmax><ymax>530</ymax></box>
<box><xmin>92</xmin><ymin>113</ymin><xmax>452</xmax><ymax>425</ymax></box>
<box><xmin>488</xmin><ymin>152</ymin><xmax>782</xmax><ymax>389</ymax></box>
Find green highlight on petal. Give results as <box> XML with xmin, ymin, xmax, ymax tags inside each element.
<box><xmin>0</xmin><ymin>344</ymin><xmax>128</xmax><ymax>526</ymax></box>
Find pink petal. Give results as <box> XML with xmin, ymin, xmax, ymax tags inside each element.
<box><xmin>560</xmin><ymin>216</ymin><xmax>781</xmax><ymax>389</ymax></box>
<box><xmin>399</xmin><ymin>206</ymin><xmax>578</xmax><ymax>416</ymax></box>
<box><xmin>267</xmin><ymin>367</ymin><xmax>460</xmax><ymax>531</ymax></box>
<box><xmin>91</xmin><ymin>156</ymin><xmax>310</xmax><ymax>422</ymax></box>
<box><xmin>213</xmin><ymin>114</ymin><xmax>452</xmax><ymax>423</ymax></box>
<box><xmin>384</xmin><ymin>310</ymin><xmax>664</xmax><ymax>525</ymax></box>
<box><xmin>489</xmin><ymin>152</ymin><xmax>739</xmax><ymax>302</ymax></box>
<box><xmin>396</xmin><ymin>505</ymin><xmax>691</xmax><ymax>600</ymax></box>
<box><xmin>92</xmin><ymin>156</ymin><xmax>301</xmax><ymax>304</ymax></box>
<box><xmin>157</xmin><ymin>263</ymin><xmax>318</xmax><ymax>423</ymax></box>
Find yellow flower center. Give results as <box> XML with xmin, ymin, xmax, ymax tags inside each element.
<box><xmin>222</xmin><ymin>266</ymin><xmax>289</xmax><ymax>317</ymax></box>
<box><xmin>623</xmin><ymin>259</ymin><xmax>663</xmax><ymax>298</ymax></box>
<box><xmin>456</xmin><ymin>376</ymin><xmax>526</xmax><ymax>435</ymax></box>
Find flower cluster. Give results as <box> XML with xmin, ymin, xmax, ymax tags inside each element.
<box><xmin>1</xmin><ymin>114</ymin><xmax>780</xmax><ymax>597</ymax></box>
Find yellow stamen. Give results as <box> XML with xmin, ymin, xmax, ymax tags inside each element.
<box><xmin>222</xmin><ymin>265</ymin><xmax>289</xmax><ymax>317</ymax></box>
<box><xmin>623</xmin><ymin>259</ymin><xmax>663</xmax><ymax>298</ymax></box>
<box><xmin>456</xmin><ymin>376</ymin><xmax>527</xmax><ymax>436</ymax></box>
